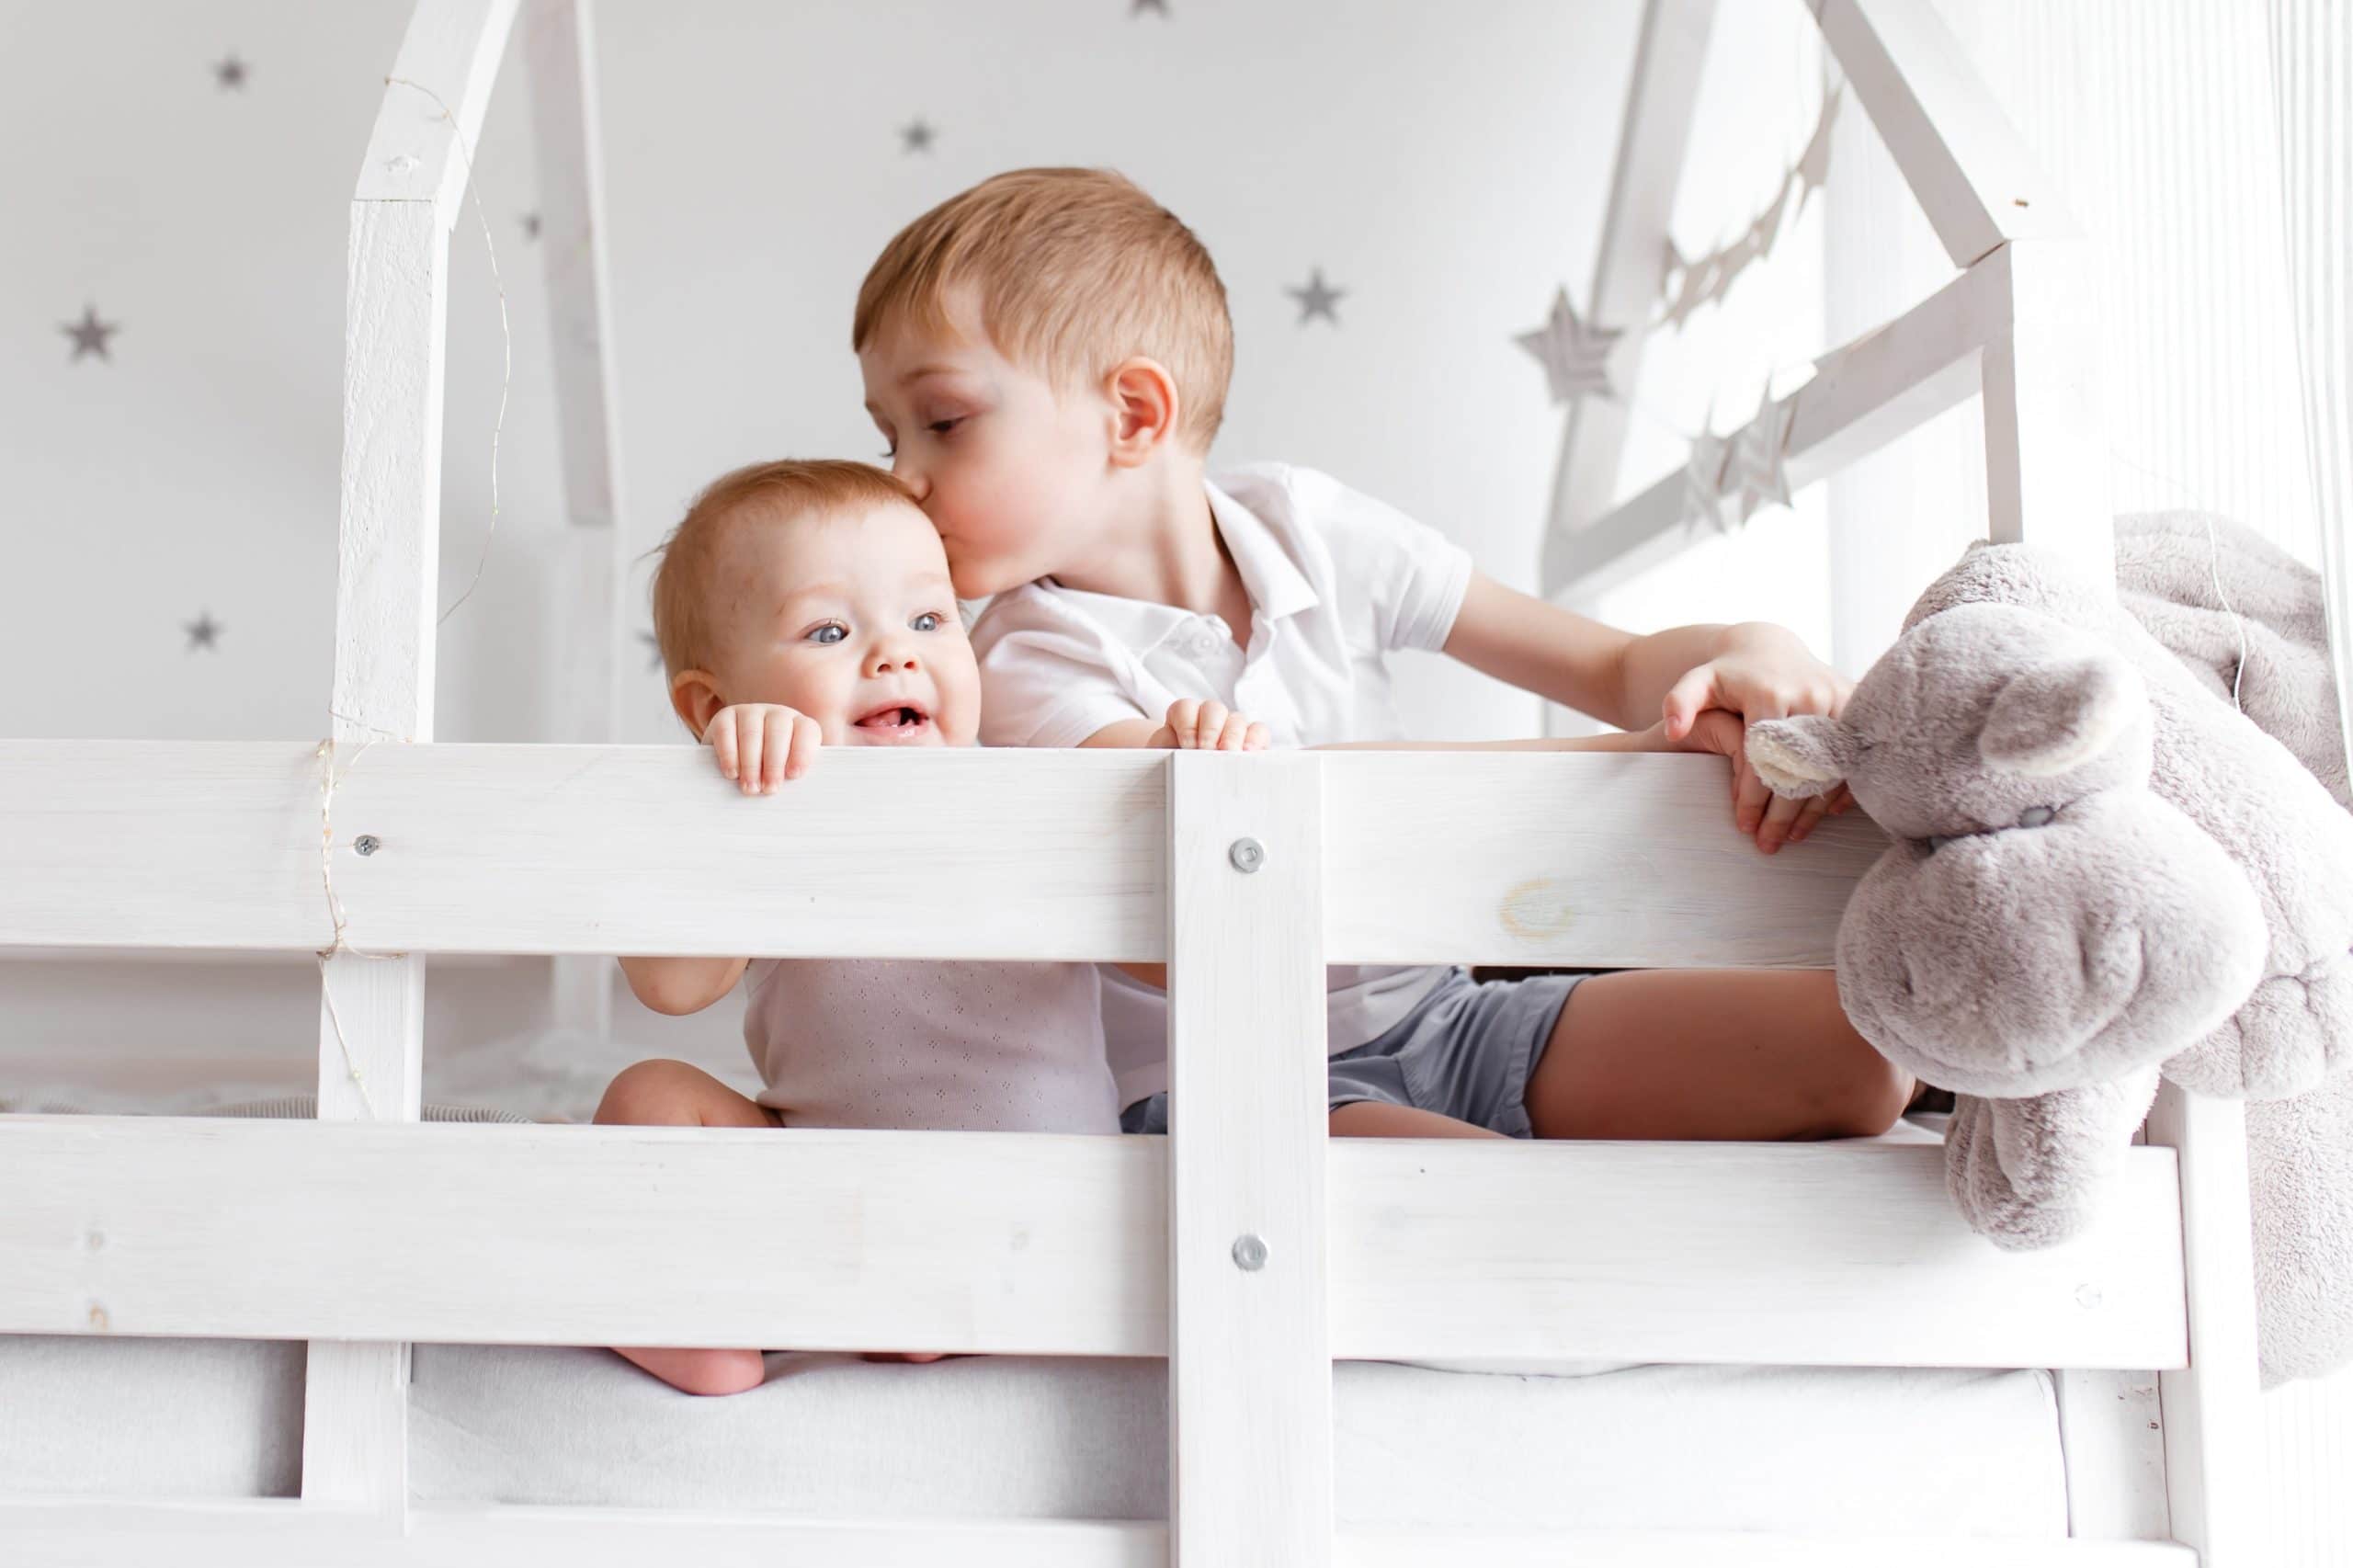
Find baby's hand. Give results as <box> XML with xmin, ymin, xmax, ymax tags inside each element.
<box><xmin>702</xmin><ymin>703</ymin><xmax>823</xmax><ymax>794</ymax></box>
<box><xmin>1659</xmin><ymin>623</ymin><xmax>1855</xmax><ymax>851</ymax></box>
<box><xmin>1154</xmin><ymin>699</ymin><xmax>1268</xmax><ymax>753</ymax></box>
<box><xmin>1635</xmin><ymin>705</ymin><xmax>1842</xmax><ymax>856</ymax></box>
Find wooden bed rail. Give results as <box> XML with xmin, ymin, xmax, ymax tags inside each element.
<box><xmin>0</xmin><ymin>1503</ymin><xmax>2199</xmax><ymax>1568</ymax></box>
<box><xmin>0</xmin><ymin>1119</ymin><xmax>2187</xmax><ymax>1371</ymax></box>
<box><xmin>0</xmin><ymin>743</ymin><xmax>1882</xmax><ymax>970</ymax></box>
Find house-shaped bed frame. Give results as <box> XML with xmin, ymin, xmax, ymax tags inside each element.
<box><xmin>0</xmin><ymin>1</ymin><xmax>2303</xmax><ymax>1562</ymax></box>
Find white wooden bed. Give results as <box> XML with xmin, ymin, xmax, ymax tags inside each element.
<box><xmin>0</xmin><ymin>0</ymin><xmax>2284</xmax><ymax>1562</ymax></box>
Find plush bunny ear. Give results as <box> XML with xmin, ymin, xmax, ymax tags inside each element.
<box><xmin>1746</xmin><ymin>715</ymin><xmax>1859</xmax><ymax>799</ymax></box>
<box><xmin>1978</xmin><ymin>653</ymin><xmax>2143</xmax><ymax>778</ymax></box>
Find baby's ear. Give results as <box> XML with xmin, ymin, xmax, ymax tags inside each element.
<box><xmin>1746</xmin><ymin>715</ymin><xmax>1859</xmax><ymax>799</ymax></box>
<box><xmin>1979</xmin><ymin>653</ymin><xmax>2143</xmax><ymax>778</ymax></box>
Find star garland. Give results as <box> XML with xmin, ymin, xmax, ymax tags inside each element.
<box><xmin>1659</xmin><ymin>86</ymin><xmax>1840</xmax><ymax>330</ymax></box>
<box><xmin>1515</xmin><ymin>287</ymin><xmax>1622</xmax><ymax>405</ymax></box>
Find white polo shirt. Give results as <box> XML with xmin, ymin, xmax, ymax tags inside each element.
<box><xmin>971</xmin><ymin>462</ymin><xmax>1475</xmax><ymax>1107</ymax></box>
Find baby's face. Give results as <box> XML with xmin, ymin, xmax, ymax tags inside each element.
<box><xmin>701</xmin><ymin>501</ymin><xmax>980</xmax><ymax>746</ymax></box>
<box><xmin>859</xmin><ymin>290</ymin><xmax>1111</xmax><ymax>599</ymax></box>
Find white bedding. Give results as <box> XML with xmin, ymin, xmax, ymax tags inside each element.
<box><xmin>0</xmin><ymin>1335</ymin><xmax>2063</xmax><ymax>1534</ymax></box>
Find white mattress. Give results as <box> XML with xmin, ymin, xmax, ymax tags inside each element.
<box><xmin>0</xmin><ymin>1335</ymin><xmax>2065</xmax><ymax>1535</ymax></box>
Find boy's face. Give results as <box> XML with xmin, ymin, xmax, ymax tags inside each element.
<box><xmin>859</xmin><ymin>290</ymin><xmax>1111</xmax><ymax>599</ymax></box>
<box><xmin>693</xmin><ymin>501</ymin><xmax>980</xmax><ymax>746</ymax></box>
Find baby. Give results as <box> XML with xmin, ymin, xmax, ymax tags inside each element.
<box><xmin>598</xmin><ymin>458</ymin><xmax>1243</xmax><ymax>1396</ymax></box>
<box><xmin>853</xmin><ymin>167</ymin><xmax>1915</xmax><ymax>1146</ymax></box>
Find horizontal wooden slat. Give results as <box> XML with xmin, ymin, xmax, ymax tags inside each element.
<box><xmin>0</xmin><ymin>1119</ymin><xmax>2183</xmax><ymax>1369</ymax></box>
<box><xmin>1552</xmin><ymin>253</ymin><xmax>2008</xmax><ymax>601</ymax></box>
<box><xmin>2</xmin><ymin>744</ymin><xmax>1875</xmax><ymax>966</ymax></box>
<box><xmin>0</xmin><ymin>742</ymin><xmax>1169</xmax><ymax>962</ymax></box>
<box><xmin>0</xmin><ymin>743</ymin><xmax>331</xmax><ymax>950</ymax></box>
<box><xmin>1349</xmin><ymin>1529</ymin><xmax>2188</xmax><ymax>1568</ymax></box>
<box><xmin>1323</xmin><ymin>752</ymin><xmax>1881</xmax><ymax>967</ymax></box>
<box><xmin>1331</xmin><ymin>1138</ymin><xmax>2186</xmax><ymax>1370</ymax></box>
<box><xmin>0</xmin><ymin>1502</ymin><xmax>1158</xmax><ymax>1568</ymax></box>
<box><xmin>2</xmin><ymin>1118</ymin><xmax>1164</xmax><ymax>1355</ymax></box>
<box><xmin>0</xmin><ymin>1501</ymin><xmax>2193</xmax><ymax>1565</ymax></box>
<box><xmin>1813</xmin><ymin>0</ymin><xmax>2078</xmax><ymax>267</ymax></box>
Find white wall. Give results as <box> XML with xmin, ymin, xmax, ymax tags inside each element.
<box><xmin>1</xmin><ymin>0</ymin><xmax>1650</xmax><ymax>753</ymax></box>
<box><xmin>1</xmin><ymin>0</ymin><xmax>1647</xmax><ymax>1071</ymax></box>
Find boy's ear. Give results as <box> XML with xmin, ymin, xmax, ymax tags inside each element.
<box><xmin>1105</xmin><ymin>357</ymin><xmax>1181</xmax><ymax>467</ymax></box>
<box><xmin>669</xmin><ymin>669</ymin><xmax>726</xmax><ymax>740</ymax></box>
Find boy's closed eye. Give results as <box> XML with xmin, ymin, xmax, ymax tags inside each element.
<box><xmin>881</xmin><ymin>416</ymin><xmax>969</xmax><ymax>459</ymax></box>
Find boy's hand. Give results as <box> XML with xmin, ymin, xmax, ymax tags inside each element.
<box><xmin>702</xmin><ymin>703</ymin><xmax>823</xmax><ymax>793</ymax></box>
<box><xmin>1153</xmin><ymin>699</ymin><xmax>1268</xmax><ymax>753</ymax></box>
<box><xmin>1659</xmin><ymin>624</ymin><xmax>1854</xmax><ymax>852</ymax></box>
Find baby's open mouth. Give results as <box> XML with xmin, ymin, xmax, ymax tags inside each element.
<box><xmin>852</xmin><ymin>700</ymin><xmax>933</xmax><ymax>737</ymax></box>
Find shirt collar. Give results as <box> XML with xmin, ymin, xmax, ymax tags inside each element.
<box><xmin>1206</xmin><ymin>478</ymin><xmax>1318</xmax><ymax>624</ymax></box>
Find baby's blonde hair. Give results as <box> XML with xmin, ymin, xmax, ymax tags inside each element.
<box><xmin>853</xmin><ymin>167</ymin><xmax>1234</xmax><ymax>450</ymax></box>
<box><xmin>650</xmin><ymin>459</ymin><xmax>917</xmax><ymax>683</ymax></box>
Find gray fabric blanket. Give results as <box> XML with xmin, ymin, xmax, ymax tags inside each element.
<box><xmin>2117</xmin><ymin>513</ymin><xmax>2353</xmax><ymax>1384</ymax></box>
<box><xmin>1748</xmin><ymin>514</ymin><xmax>2353</xmax><ymax>1383</ymax></box>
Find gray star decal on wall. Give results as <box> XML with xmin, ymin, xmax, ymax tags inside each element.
<box><xmin>1131</xmin><ymin>0</ymin><xmax>1171</xmax><ymax>16</ymax></box>
<box><xmin>213</xmin><ymin>53</ymin><xmax>247</xmax><ymax>91</ymax></box>
<box><xmin>1515</xmin><ymin>287</ymin><xmax>1621</xmax><ymax>404</ymax></box>
<box><xmin>1286</xmin><ymin>267</ymin><xmax>1345</xmax><ymax>326</ymax></box>
<box><xmin>639</xmin><ymin>631</ymin><xmax>664</xmax><ymax>672</ymax></box>
<box><xmin>185</xmin><ymin>611</ymin><xmax>223</xmax><ymax>652</ymax></box>
<box><xmin>900</xmin><ymin>118</ymin><xmax>936</xmax><ymax>154</ymax></box>
<box><xmin>62</xmin><ymin>305</ymin><xmax>119</xmax><ymax>363</ymax></box>
<box><xmin>520</xmin><ymin>211</ymin><xmax>541</xmax><ymax>241</ymax></box>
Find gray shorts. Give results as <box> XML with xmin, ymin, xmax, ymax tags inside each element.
<box><xmin>1119</xmin><ymin>967</ymin><xmax>1586</xmax><ymax>1140</ymax></box>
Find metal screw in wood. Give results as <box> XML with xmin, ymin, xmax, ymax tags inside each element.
<box><xmin>1232</xmin><ymin>1233</ymin><xmax>1269</xmax><ymax>1271</ymax></box>
<box><xmin>1228</xmin><ymin>837</ymin><xmax>1265</xmax><ymax>874</ymax></box>
<box><xmin>354</xmin><ymin>835</ymin><xmax>382</xmax><ymax>858</ymax></box>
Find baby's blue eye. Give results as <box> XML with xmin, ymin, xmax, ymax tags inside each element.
<box><xmin>807</xmin><ymin>623</ymin><xmax>847</xmax><ymax>645</ymax></box>
<box><xmin>912</xmin><ymin>611</ymin><xmax>943</xmax><ymax>632</ymax></box>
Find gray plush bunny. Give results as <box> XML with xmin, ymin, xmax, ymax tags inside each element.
<box><xmin>1745</xmin><ymin>525</ymin><xmax>2353</xmax><ymax>1263</ymax></box>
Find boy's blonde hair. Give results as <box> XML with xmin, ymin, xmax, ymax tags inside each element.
<box><xmin>651</xmin><ymin>459</ymin><xmax>916</xmax><ymax>679</ymax></box>
<box><xmin>853</xmin><ymin>167</ymin><xmax>1233</xmax><ymax>450</ymax></box>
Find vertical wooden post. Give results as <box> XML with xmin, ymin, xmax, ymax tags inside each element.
<box><xmin>305</xmin><ymin>0</ymin><xmax>520</xmax><ymax>1517</ymax></box>
<box><xmin>1165</xmin><ymin>753</ymin><xmax>1333</xmax><ymax>1567</ymax></box>
<box><xmin>1981</xmin><ymin>241</ymin><xmax>2111</xmax><ymax>584</ymax></box>
<box><xmin>2146</xmin><ymin>1084</ymin><xmax>2269</xmax><ymax>1567</ymax></box>
<box><xmin>303</xmin><ymin>195</ymin><xmax>448</xmax><ymax>1517</ymax></box>
<box><xmin>525</xmin><ymin>0</ymin><xmax>630</xmax><ymax>1040</ymax></box>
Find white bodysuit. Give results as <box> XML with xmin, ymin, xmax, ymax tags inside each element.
<box><xmin>742</xmin><ymin>958</ymin><xmax>1120</xmax><ymax>1134</ymax></box>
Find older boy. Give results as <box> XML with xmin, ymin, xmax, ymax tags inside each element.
<box><xmin>854</xmin><ymin>168</ymin><xmax>1910</xmax><ymax>1145</ymax></box>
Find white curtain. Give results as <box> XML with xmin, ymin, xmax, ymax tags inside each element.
<box><xmin>2260</xmin><ymin>1</ymin><xmax>2353</xmax><ymax>1551</ymax></box>
<box><xmin>2270</xmin><ymin>0</ymin><xmax>2353</xmax><ymax>778</ymax></box>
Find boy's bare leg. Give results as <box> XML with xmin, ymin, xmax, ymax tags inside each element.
<box><xmin>1329</xmin><ymin>1101</ymin><xmax>1507</xmax><ymax>1139</ymax></box>
<box><xmin>594</xmin><ymin>1059</ymin><xmax>778</xmax><ymax>1396</ymax></box>
<box><xmin>1524</xmin><ymin>970</ymin><xmax>1914</xmax><ymax>1142</ymax></box>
